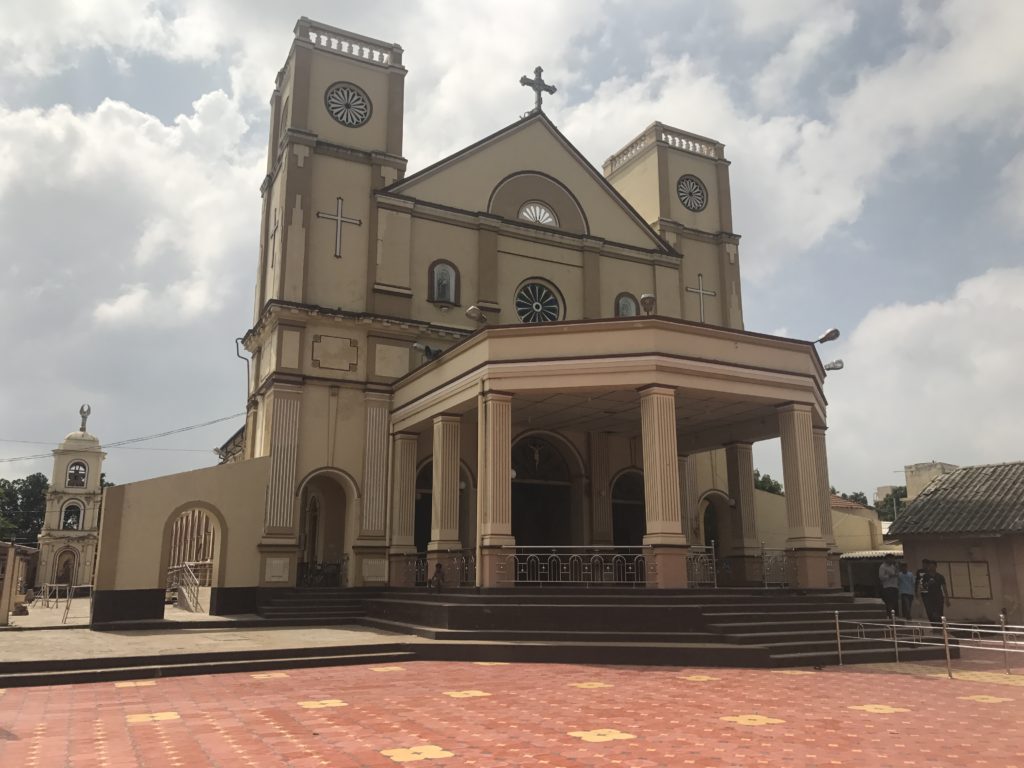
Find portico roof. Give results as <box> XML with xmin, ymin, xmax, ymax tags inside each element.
<box><xmin>391</xmin><ymin>317</ymin><xmax>828</xmax><ymax>450</ymax></box>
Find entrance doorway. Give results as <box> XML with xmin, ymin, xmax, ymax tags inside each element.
<box><xmin>163</xmin><ymin>506</ymin><xmax>219</xmax><ymax>615</ymax></box>
<box><xmin>611</xmin><ymin>470</ymin><xmax>646</xmax><ymax>546</ymax></box>
<box><xmin>297</xmin><ymin>473</ymin><xmax>348</xmax><ymax>587</ymax></box>
<box><xmin>511</xmin><ymin>436</ymin><xmax>572</xmax><ymax>546</ymax></box>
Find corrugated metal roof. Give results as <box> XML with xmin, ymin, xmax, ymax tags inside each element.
<box><xmin>840</xmin><ymin>549</ymin><xmax>903</xmax><ymax>560</ymax></box>
<box><xmin>887</xmin><ymin>461</ymin><xmax>1024</xmax><ymax>536</ymax></box>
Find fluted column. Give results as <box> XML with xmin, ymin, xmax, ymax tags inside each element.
<box><xmin>263</xmin><ymin>384</ymin><xmax>302</xmax><ymax>534</ymax></box>
<box><xmin>813</xmin><ymin>427</ymin><xmax>836</xmax><ymax>547</ymax></box>
<box><xmin>778</xmin><ymin>404</ymin><xmax>828</xmax><ymax>588</ymax></box>
<box><xmin>639</xmin><ymin>385</ymin><xmax>687</xmax><ymax>588</ymax></box>
<box><xmin>813</xmin><ymin>426</ymin><xmax>840</xmax><ymax>588</ymax></box>
<box><xmin>725</xmin><ymin>443</ymin><xmax>759</xmax><ymax>551</ymax></box>
<box><xmin>388</xmin><ymin>431</ymin><xmax>418</xmax><ymax>586</ymax></box>
<box><xmin>589</xmin><ymin>431</ymin><xmax>613</xmax><ymax>545</ymax></box>
<box><xmin>679</xmin><ymin>454</ymin><xmax>700</xmax><ymax>544</ymax></box>
<box><xmin>477</xmin><ymin>391</ymin><xmax>513</xmax><ymax>587</ymax></box>
<box><xmin>359</xmin><ymin>393</ymin><xmax>392</xmax><ymax>539</ymax></box>
<box><xmin>725</xmin><ymin>442</ymin><xmax>761</xmax><ymax>585</ymax></box>
<box><xmin>429</xmin><ymin>414</ymin><xmax>462</xmax><ymax>552</ymax></box>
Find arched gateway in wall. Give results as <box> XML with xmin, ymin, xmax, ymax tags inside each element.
<box><xmin>295</xmin><ymin>469</ymin><xmax>356</xmax><ymax>587</ymax></box>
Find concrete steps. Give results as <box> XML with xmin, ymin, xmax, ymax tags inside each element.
<box><xmin>0</xmin><ymin>646</ymin><xmax>415</xmax><ymax>688</ymax></box>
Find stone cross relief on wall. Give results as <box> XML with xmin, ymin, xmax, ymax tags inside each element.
<box><xmin>316</xmin><ymin>197</ymin><xmax>363</xmax><ymax>258</ymax></box>
<box><xmin>685</xmin><ymin>273</ymin><xmax>718</xmax><ymax>324</ymax></box>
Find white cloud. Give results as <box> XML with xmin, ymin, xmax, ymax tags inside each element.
<box><xmin>95</xmin><ymin>285</ymin><xmax>151</xmax><ymax>322</ymax></box>
<box><xmin>826</xmin><ymin>267</ymin><xmax>1024</xmax><ymax>492</ymax></box>
<box><xmin>752</xmin><ymin>8</ymin><xmax>856</xmax><ymax>109</ymax></box>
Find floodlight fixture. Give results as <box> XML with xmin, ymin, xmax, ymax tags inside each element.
<box><xmin>412</xmin><ymin>342</ymin><xmax>443</xmax><ymax>361</ymax></box>
<box><xmin>823</xmin><ymin>359</ymin><xmax>844</xmax><ymax>371</ymax></box>
<box><xmin>465</xmin><ymin>305</ymin><xmax>488</xmax><ymax>324</ymax></box>
<box><xmin>816</xmin><ymin>327</ymin><xmax>840</xmax><ymax>344</ymax></box>
<box><xmin>639</xmin><ymin>293</ymin><xmax>657</xmax><ymax>316</ymax></box>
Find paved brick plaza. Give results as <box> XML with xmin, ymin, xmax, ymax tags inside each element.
<box><xmin>1</xmin><ymin>661</ymin><xmax>1022</xmax><ymax>767</ymax></box>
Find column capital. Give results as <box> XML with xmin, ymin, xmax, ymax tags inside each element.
<box><xmin>812</xmin><ymin>425</ymin><xmax>828</xmax><ymax>435</ymax></box>
<box><xmin>723</xmin><ymin>440</ymin><xmax>753</xmax><ymax>450</ymax></box>
<box><xmin>364</xmin><ymin>390</ymin><xmax>393</xmax><ymax>404</ymax></box>
<box><xmin>392</xmin><ymin>430</ymin><xmax>419</xmax><ymax>442</ymax></box>
<box><xmin>637</xmin><ymin>384</ymin><xmax>677</xmax><ymax>397</ymax></box>
<box><xmin>481</xmin><ymin>389</ymin><xmax>513</xmax><ymax>402</ymax></box>
<box><xmin>432</xmin><ymin>412</ymin><xmax>462</xmax><ymax>425</ymax></box>
<box><xmin>776</xmin><ymin>402</ymin><xmax>813</xmax><ymax>415</ymax></box>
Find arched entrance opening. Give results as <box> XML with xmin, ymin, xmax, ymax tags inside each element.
<box><xmin>611</xmin><ymin>470</ymin><xmax>646</xmax><ymax>546</ymax></box>
<box><xmin>52</xmin><ymin>548</ymin><xmax>78</xmax><ymax>585</ymax></box>
<box><xmin>297</xmin><ymin>472</ymin><xmax>349</xmax><ymax>587</ymax></box>
<box><xmin>163</xmin><ymin>506</ymin><xmax>220</xmax><ymax>615</ymax></box>
<box><xmin>511</xmin><ymin>435</ymin><xmax>575</xmax><ymax>546</ymax></box>
<box><xmin>701</xmin><ymin>490</ymin><xmax>740</xmax><ymax>584</ymax></box>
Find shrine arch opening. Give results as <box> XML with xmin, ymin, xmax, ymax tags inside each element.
<box><xmin>296</xmin><ymin>468</ymin><xmax>357</xmax><ymax>588</ymax></box>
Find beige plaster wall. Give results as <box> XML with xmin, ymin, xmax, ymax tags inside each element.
<box><xmin>95</xmin><ymin>458</ymin><xmax>270</xmax><ymax>591</ymax></box>
<box><xmin>396</xmin><ymin>119</ymin><xmax>661</xmax><ymax>251</ymax></box>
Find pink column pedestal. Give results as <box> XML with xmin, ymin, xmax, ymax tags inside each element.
<box><xmin>388</xmin><ymin>551</ymin><xmax>417</xmax><ymax>587</ymax></box>
<box><xmin>791</xmin><ymin>549</ymin><xmax>829</xmax><ymax>589</ymax></box>
<box><xmin>479</xmin><ymin>539</ymin><xmax>514</xmax><ymax>588</ymax></box>
<box><xmin>647</xmin><ymin>544</ymin><xmax>689</xmax><ymax>589</ymax></box>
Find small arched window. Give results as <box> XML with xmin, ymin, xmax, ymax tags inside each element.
<box><xmin>428</xmin><ymin>260</ymin><xmax>459</xmax><ymax>305</ymax></box>
<box><xmin>66</xmin><ymin>461</ymin><xmax>87</xmax><ymax>488</ymax></box>
<box><xmin>61</xmin><ymin>503</ymin><xmax>82</xmax><ymax>530</ymax></box>
<box><xmin>518</xmin><ymin>200</ymin><xmax>558</xmax><ymax>227</ymax></box>
<box><xmin>615</xmin><ymin>293</ymin><xmax>640</xmax><ymax>317</ymax></box>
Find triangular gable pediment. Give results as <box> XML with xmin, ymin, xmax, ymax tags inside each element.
<box><xmin>385</xmin><ymin>113</ymin><xmax>669</xmax><ymax>252</ymax></box>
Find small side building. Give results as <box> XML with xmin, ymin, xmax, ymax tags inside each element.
<box><xmin>887</xmin><ymin>461</ymin><xmax>1024</xmax><ymax>625</ymax></box>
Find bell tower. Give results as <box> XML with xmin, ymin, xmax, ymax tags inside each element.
<box><xmin>253</xmin><ymin>17</ymin><xmax>407</xmax><ymax>320</ymax></box>
<box><xmin>36</xmin><ymin>405</ymin><xmax>106</xmax><ymax>589</ymax></box>
<box><xmin>603</xmin><ymin>122</ymin><xmax>743</xmax><ymax>329</ymax></box>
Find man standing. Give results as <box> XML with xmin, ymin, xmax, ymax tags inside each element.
<box><xmin>897</xmin><ymin>562</ymin><xmax>916</xmax><ymax>619</ymax></box>
<box><xmin>919</xmin><ymin>559</ymin><xmax>951</xmax><ymax>628</ymax></box>
<box><xmin>878</xmin><ymin>553</ymin><xmax>899</xmax><ymax>618</ymax></box>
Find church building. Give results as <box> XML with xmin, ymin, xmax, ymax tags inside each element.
<box><xmin>93</xmin><ymin>18</ymin><xmax>838</xmax><ymax>622</ymax></box>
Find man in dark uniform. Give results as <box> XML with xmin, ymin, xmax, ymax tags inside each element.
<box><xmin>919</xmin><ymin>560</ymin><xmax>951</xmax><ymax>628</ymax></box>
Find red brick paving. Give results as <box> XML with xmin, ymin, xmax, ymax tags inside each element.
<box><xmin>1</xmin><ymin>661</ymin><xmax>1022</xmax><ymax>766</ymax></box>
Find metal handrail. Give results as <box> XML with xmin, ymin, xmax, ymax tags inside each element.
<box><xmin>179</xmin><ymin>562</ymin><xmax>202</xmax><ymax>612</ymax></box>
<box><xmin>497</xmin><ymin>545</ymin><xmax>654</xmax><ymax>586</ymax></box>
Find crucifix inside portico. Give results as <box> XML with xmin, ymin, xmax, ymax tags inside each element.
<box><xmin>520</xmin><ymin>66</ymin><xmax>556</xmax><ymax>112</ymax></box>
<box><xmin>316</xmin><ymin>197</ymin><xmax>362</xmax><ymax>258</ymax></box>
<box><xmin>685</xmin><ymin>273</ymin><xmax>718</xmax><ymax>323</ymax></box>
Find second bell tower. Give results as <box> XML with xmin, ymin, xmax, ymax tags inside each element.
<box><xmin>253</xmin><ymin>17</ymin><xmax>408</xmax><ymax>319</ymax></box>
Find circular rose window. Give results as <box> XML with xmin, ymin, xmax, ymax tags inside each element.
<box><xmin>324</xmin><ymin>82</ymin><xmax>372</xmax><ymax>127</ymax></box>
<box><xmin>515</xmin><ymin>281</ymin><xmax>562</xmax><ymax>323</ymax></box>
<box><xmin>676</xmin><ymin>174</ymin><xmax>708</xmax><ymax>212</ymax></box>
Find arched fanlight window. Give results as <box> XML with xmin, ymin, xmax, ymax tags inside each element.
<box><xmin>428</xmin><ymin>260</ymin><xmax>459</xmax><ymax>305</ymax></box>
<box><xmin>518</xmin><ymin>201</ymin><xmax>558</xmax><ymax>227</ymax></box>
<box><xmin>66</xmin><ymin>461</ymin><xmax>87</xmax><ymax>488</ymax></box>
<box><xmin>615</xmin><ymin>293</ymin><xmax>640</xmax><ymax>317</ymax></box>
<box><xmin>61</xmin><ymin>503</ymin><xmax>82</xmax><ymax>530</ymax></box>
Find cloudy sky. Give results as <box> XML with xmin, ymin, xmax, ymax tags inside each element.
<box><xmin>1</xmin><ymin>0</ymin><xmax>1022</xmax><ymax>499</ymax></box>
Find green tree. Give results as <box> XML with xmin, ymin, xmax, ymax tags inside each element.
<box><xmin>753</xmin><ymin>469</ymin><xmax>784</xmax><ymax>495</ymax></box>
<box><xmin>875</xmin><ymin>486</ymin><xmax>907</xmax><ymax>522</ymax></box>
<box><xmin>0</xmin><ymin>472</ymin><xmax>50</xmax><ymax>544</ymax></box>
<box><xmin>839</xmin><ymin>490</ymin><xmax>869</xmax><ymax>506</ymax></box>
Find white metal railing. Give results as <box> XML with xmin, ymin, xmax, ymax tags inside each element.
<box><xmin>834</xmin><ymin>610</ymin><xmax>1024</xmax><ymax>677</ymax></box>
<box><xmin>498</xmin><ymin>546</ymin><xmax>655</xmax><ymax>587</ymax></box>
<box><xmin>400</xmin><ymin>549</ymin><xmax>476</xmax><ymax>587</ymax></box>
<box><xmin>686</xmin><ymin>543</ymin><xmax>717</xmax><ymax>587</ymax></box>
<box><xmin>760</xmin><ymin>544</ymin><xmax>794</xmax><ymax>587</ymax></box>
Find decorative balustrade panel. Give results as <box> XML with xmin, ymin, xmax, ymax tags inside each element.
<box><xmin>686</xmin><ymin>545</ymin><xmax>717</xmax><ymax>587</ymax></box>
<box><xmin>304</xmin><ymin>27</ymin><xmax>397</xmax><ymax>65</ymax></box>
<box><xmin>761</xmin><ymin>548</ymin><xmax>794</xmax><ymax>587</ymax></box>
<box><xmin>498</xmin><ymin>547</ymin><xmax>654</xmax><ymax>586</ymax></box>
<box><xmin>402</xmin><ymin>550</ymin><xmax>476</xmax><ymax>586</ymax></box>
<box><xmin>658</xmin><ymin>129</ymin><xmax>720</xmax><ymax>158</ymax></box>
<box><xmin>297</xmin><ymin>556</ymin><xmax>349</xmax><ymax>588</ymax></box>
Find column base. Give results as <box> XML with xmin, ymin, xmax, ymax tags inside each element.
<box><xmin>643</xmin><ymin>534</ymin><xmax>689</xmax><ymax>589</ymax></box>
<box><xmin>789</xmin><ymin>548</ymin><xmax>829</xmax><ymax>589</ymax></box>
<box><xmin>257</xmin><ymin>540</ymin><xmax>299</xmax><ymax>587</ymax></box>
<box><xmin>388</xmin><ymin>546</ymin><xmax>418</xmax><ymax>588</ymax></box>
<box><xmin>351</xmin><ymin>544</ymin><xmax>388</xmax><ymax>587</ymax></box>
<box><xmin>479</xmin><ymin>535</ymin><xmax>515</xmax><ymax>588</ymax></box>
